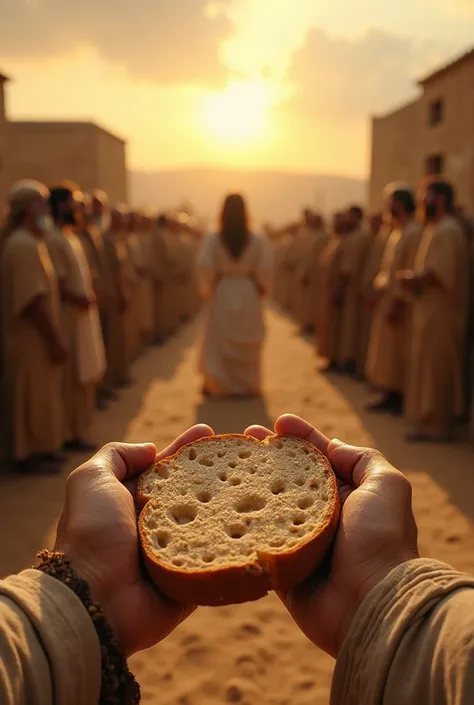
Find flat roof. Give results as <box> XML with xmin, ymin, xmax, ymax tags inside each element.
<box><xmin>11</xmin><ymin>120</ymin><xmax>126</xmax><ymax>143</ymax></box>
<box><xmin>418</xmin><ymin>47</ymin><xmax>474</xmax><ymax>86</ymax></box>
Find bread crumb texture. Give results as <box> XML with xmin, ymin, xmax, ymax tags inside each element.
<box><xmin>139</xmin><ymin>435</ymin><xmax>337</xmax><ymax>572</ymax></box>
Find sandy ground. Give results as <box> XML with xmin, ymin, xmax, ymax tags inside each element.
<box><xmin>1</xmin><ymin>306</ymin><xmax>474</xmax><ymax>704</ymax></box>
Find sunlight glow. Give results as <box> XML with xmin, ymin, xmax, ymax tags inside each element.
<box><xmin>201</xmin><ymin>80</ymin><xmax>272</xmax><ymax>145</ymax></box>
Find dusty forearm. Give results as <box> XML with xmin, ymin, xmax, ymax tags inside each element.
<box><xmin>332</xmin><ymin>559</ymin><xmax>474</xmax><ymax>705</ymax></box>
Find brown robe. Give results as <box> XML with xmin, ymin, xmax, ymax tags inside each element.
<box><xmin>45</xmin><ymin>227</ymin><xmax>99</xmax><ymax>442</ymax></box>
<box><xmin>297</xmin><ymin>228</ymin><xmax>330</xmax><ymax>330</ymax></box>
<box><xmin>1</xmin><ymin>229</ymin><xmax>63</xmax><ymax>460</ymax></box>
<box><xmin>337</xmin><ymin>229</ymin><xmax>371</xmax><ymax>366</ymax></box>
<box><xmin>366</xmin><ymin>219</ymin><xmax>422</xmax><ymax>393</ymax></box>
<box><xmin>357</xmin><ymin>225</ymin><xmax>392</xmax><ymax>375</ymax></box>
<box><xmin>316</xmin><ymin>235</ymin><xmax>344</xmax><ymax>361</ymax></box>
<box><xmin>103</xmin><ymin>231</ymin><xmax>130</xmax><ymax>387</ymax></box>
<box><xmin>405</xmin><ymin>215</ymin><xmax>469</xmax><ymax>438</ymax></box>
<box><xmin>150</xmin><ymin>225</ymin><xmax>171</xmax><ymax>341</ymax></box>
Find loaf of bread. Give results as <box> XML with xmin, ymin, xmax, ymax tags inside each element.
<box><xmin>137</xmin><ymin>434</ymin><xmax>340</xmax><ymax>606</ymax></box>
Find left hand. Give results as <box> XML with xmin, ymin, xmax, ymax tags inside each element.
<box><xmin>55</xmin><ymin>425</ymin><xmax>214</xmax><ymax>656</ymax></box>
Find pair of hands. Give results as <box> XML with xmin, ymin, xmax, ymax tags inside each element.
<box><xmin>55</xmin><ymin>415</ymin><xmax>419</xmax><ymax>658</ymax></box>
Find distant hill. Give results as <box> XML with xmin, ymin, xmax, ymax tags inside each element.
<box><xmin>130</xmin><ymin>168</ymin><xmax>367</xmax><ymax>226</ymax></box>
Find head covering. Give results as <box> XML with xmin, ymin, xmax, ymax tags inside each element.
<box><xmin>8</xmin><ymin>179</ymin><xmax>49</xmax><ymax>217</ymax></box>
<box><xmin>1</xmin><ymin>180</ymin><xmax>49</xmax><ymax>241</ymax></box>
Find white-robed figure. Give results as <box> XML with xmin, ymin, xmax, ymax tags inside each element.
<box><xmin>198</xmin><ymin>193</ymin><xmax>273</xmax><ymax>398</ymax></box>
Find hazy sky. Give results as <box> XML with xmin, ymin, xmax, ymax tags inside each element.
<box><xmin>1</xmin><ymin>0</ymin><xmax>474</xmax><ymax>177</ymax></box>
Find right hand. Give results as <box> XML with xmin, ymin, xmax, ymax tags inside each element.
<box><xmin>245</xmin><ymin>414</ymin><xmax>419</xmax><ymax>658</ymax></box>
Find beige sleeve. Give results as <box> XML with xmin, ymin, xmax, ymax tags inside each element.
<box><xmin>332</xmin><ymin>559</ymin><xmax>474</xmax><ymax>705</ymax></box>
<box><xmin>10</xmin><ymin>241</ymin><xmax>49</xmax><ymax>318</ymax></box>
<box><xmin>425</xmin><ymin>226</ymin><xmax>467</xmax><ymax>296</ymax></box>
<box><xmin>45</xmin><ymin>235</ymin><xmax>68</xmax><ymax>282</ymax></box>
<box><xmin>0</xmin><ymin>570</ymin><xmax>101</xmax><ymax>705</ymax></box>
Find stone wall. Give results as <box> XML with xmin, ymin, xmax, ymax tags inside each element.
<box><xmin>6</xmin><ymin>121</ymin><xmax>127</xmax><ymax>203</ymax></box>
<box><xmin>370</xmin><ymin>52</ymin><xmax>474</xmax><ymax>212</ymax></box>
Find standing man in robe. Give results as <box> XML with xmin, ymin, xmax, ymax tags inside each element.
<box><xmin>337</xmin><ymin>206</ymin><xmax>371</xmax><ymax>374</ymax></box>
<box><xmin>317</xmin><ymin>212</ymin><xmax>346</xmax><ymax>370</ymax></box>
<box><xmin>366</xmin><ymin>188</ymin><xmax>422</xmax><ymax>413</ymax></box>
<box><xmin>1</xmin><ymin>181</ymin><xmax>66</xmax><ymax>473</ymax></box>
<box><xmin>298</xmin><ymin>212</ymin><xmax>329</xmax><ymax>335</ymax></box>
<box><xmin>78</xmin><ymin>191</ymin><xmax>114</xmax><ymax>409</ymax></box>
<box><xmin>150</xmin><ymin>214</ymin><xmax>171</xmax><ymax>346</ymax></box>
<box><xmin>45</xmin><ymin>186</ymin><xmax>105</xmax><ymax>453</ymax></box>
<box><xmin>399</xmin><ymin>180</ymin><xmax>469</xmax><ymax>442</ymax></box>
<box><xmin>357</xmin><ymin>212</ymin><xmax>388</xmax><ymax>376</ymax></box>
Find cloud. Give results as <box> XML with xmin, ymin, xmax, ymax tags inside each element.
<box><xmin>288</xmin><ymin>28</ymin><xmax>442</xmax><ymax>121</ymax></box>
<box><xmin>0</xmin><ymin>0</ymin><xmax>232</xmax><ymax>86</ymax></box>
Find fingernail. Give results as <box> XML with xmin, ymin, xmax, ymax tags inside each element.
<box><xmin>330</xmin><ymin>438</ymin><xmax>344</xmax><ymax>447</ymax></box>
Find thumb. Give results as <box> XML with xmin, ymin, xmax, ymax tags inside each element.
<box><xmin>328</xmin><ymin>440</ymin><xmax>391</xmax><ymax>487</ymax></box>
<box><xmin>94</xmin><ymin>442</ymin><xmax>157</xmax><ymax>482</ymax></box>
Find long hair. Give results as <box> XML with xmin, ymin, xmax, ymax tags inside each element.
<box><xmin>219</xmin><ymin>193</ymin><xmax>249</xmax><ymax>259</ymax></box>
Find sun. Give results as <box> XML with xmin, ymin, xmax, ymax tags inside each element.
<box><xmin>201</xmin><ymin>80</ymin><xmax>271</xmax><ymax>145</ymax></box>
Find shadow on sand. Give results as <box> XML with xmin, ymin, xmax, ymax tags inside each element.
<box><xmin>322</xmin><ymin>369</ymin><xmax>474</xmax><ymax>524</ymax></box>
<box><xmin>196</xmin><ymin>395</ymin><xmax>274</xmax><ymax>435</ymax></box>
<box><xmin>0</xmin><ymin>319</ymin><xmax>198</xmax><ymax>577</ymax></box>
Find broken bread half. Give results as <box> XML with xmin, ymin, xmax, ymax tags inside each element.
<box><xmin>137</xmin><ymin>434</ymin><xmax>340</xmax><ymax>606</ymax></box>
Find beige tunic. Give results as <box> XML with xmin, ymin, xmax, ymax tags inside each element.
<box><xmin>273</xmin><ymin>234</ymin><xmax>292</xmax><ymax>309</ymax></box>
<box><xmin>357</xmin><ymin>225</ymin><xmax>392</xmax><ymax>375</ymax></box>
<box><xmin>161</xmin><ymin>229</ymin><xmax>183</xmax><ymax>335</ymax></box>
<box><xmin>45</xmin><ymin>227</ymin><xmax>104</xmax><ymax>441</ymax></box>
<box><xmin>124</xmin><ymin>233</ymin><xmax>141</xmax><ymax>360</ymax></box>
<box><xmin>406</xmin><ymin>215</ymin><xmax>469</xmax><ymax>437</ymax></box>
<box><xmin>0</xmin><ymin>569</ymin><xmax>100</xmax><ymax>705</ymax></box>
<box><xmin>150</xmin><ymin>226</ymin><xmax>171</xmax><ymax>340</ymax></box>
<box><xmin>136</xmin><ymin>231</ymin><xmax>156</xmax><ymax>338</ymax></box>
<box><xmin>198</xmin><ymin>233</ymin><xmax>273</xmax><ymax>396</ymax></box>
<box><xmin>298</xmin><ymin>227</ymin><xmax>330</xmax><ymax>329</ymax></box>
<box><xmin>366</xmin><ymin>219</ymin><xmax>422</xmax><ymax>393</ymax></box>
<box><xmin>282</xmin><ymin>234</ymin><xmax>301</xmax><ymax>316</ymax></box>
<box><xmin>332</xmin><ymin>559</ymin><xmax>474</xmax><ymax>705</ymax></box>
<box><xmin>337</xmin><ymin>229</ymin><xmax>371</xmax><ymax>365</ymax></box>
<box><xmin>316</xmin><ymin>236</ymin><xmax>344</xmax><ymax>361</ymax></box>
<box><xmin>1</xmin><ymin>229</ymin><xmax>63</xmax><ymax>460</ymax></box>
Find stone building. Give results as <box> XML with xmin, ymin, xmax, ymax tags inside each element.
<box><xmin>370</xmin><ymin>48</ymin><xmax>474</xmax><ymax>212</ymax></box>
<box><xmin>0</xmin><ymin>74</ymin><xmax>128</xmax><ymax>207</ymax></box>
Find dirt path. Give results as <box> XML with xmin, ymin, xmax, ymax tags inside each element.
<box><xmin>1</xmin><ymin>307</ymin><xmax>474</xmax><ymax>704</ymax></box>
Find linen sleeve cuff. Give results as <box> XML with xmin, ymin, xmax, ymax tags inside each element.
<box><xmin>331</xmin><ymin>558</ymin><xmax>474</xmax><ymax>705</ymax></box>
<box><xmin>0</xmin><ymin>569</ymin><xmax>101</xmax><ymax>705</ymax></box>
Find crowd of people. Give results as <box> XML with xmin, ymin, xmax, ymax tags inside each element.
<box><xmin>273</xmin><ymin>178</ymin><xmax>474</xmax><ymax>444</ymax></box>
<box><xmin>0</xmin><ymin>179</ymin><xmax>202</xmax><ymax>474</ymax></box>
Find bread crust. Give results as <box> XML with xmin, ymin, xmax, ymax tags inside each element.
<box><xmin>138</xmin><ymin>434</ymin><xmax>340</xmax><ymax>606</ymax></box>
